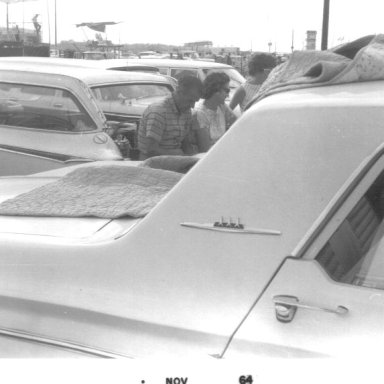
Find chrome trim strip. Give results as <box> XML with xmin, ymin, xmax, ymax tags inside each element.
<box><xmin>0</xmin><ymin>144</ymin><xmax>93</xmax><ymax>163</ymax></box>
<box><xmin>0</xmin><ymin>326</ymin><xmax>131</xmax><ymax>358</ymax></box>
<box><xmin>0</xmin><ymin>125</ymin><xmax>100</xmax><ymax>135</ymax></box>
<box><xmin>180</xmin><ymin>222</ymin><xmax>281</xmax><ymax>235</ymax></box>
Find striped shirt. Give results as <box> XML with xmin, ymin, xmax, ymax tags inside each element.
<box><xmin>240</xmin><ymin>82</ymin><xmax>262</xmax><ymax>111</ymax></box>
<box><xmin>138</xmin><ymin>95</ymin><xmax>193</xmax><ymax>157</ymax></box>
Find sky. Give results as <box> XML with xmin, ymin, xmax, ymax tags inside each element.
<box><xmin>2</xmin><ymin>0</ymin><xmax>384</xmax><ymax>52</ymax></box>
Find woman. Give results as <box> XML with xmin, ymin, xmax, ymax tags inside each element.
<box><xmin>193</xmin><ymin>72</ymin><xmax>237</xmax><ymax>152</ymax></box>
<box><xmin>229</xmin><ymin>52</ymin><xmax>275</xmax><ymax>112</ymax></box>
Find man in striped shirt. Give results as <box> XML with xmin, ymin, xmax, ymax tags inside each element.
<box><xmin>138</xmin><ymin>75</ymin><xmax>203</xmax><ymax>159</ymax></box>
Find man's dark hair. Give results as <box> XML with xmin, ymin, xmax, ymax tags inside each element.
<box><xmin>202</xmin><ymin>72</ymin><xmax>230</xmax><ymax>99</ymax></box>
<box><xmin>176</xmin><ymin>75</ymin><xmax>203</xmax><ymax>95</ymax></box>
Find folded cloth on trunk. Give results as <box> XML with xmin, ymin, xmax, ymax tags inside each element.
<box><xmin>140</xmin><ymin>155</ymin><xmax>200</xmax><ymax>173</ymax></box>
<box><xmin>0</xmin><ymin>165</ymin><xmax>182</xmax><ymax>219</ymax></box>
<box><xmin>247</xmin><ymin>34</ymin><xmax>384</xmax><ymax>108</ymax></box>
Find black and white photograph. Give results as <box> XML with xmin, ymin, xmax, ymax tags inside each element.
<box><xmin>0</xmin><ymin>0</ymin><xmax>383</xmax><ymax>381</ymax></box>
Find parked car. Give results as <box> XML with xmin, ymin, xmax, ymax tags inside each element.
<box><xmin>130</xmin><ymin>58</ymin><xmax>245</xmax><ymax>98</ymax></box>
<box><xmin>0</xmin><ymin>56</ymin><xmax>162</xmax><ymax>74</ymax></box>
<box><xmin>0</xmin><ymin>56</ymin><xmax>178</xmax><ymax>109</ymax></box>
<box><xmin>0</xmin><ymin>60</ymin><xmax>175</xmax><ymax>161</ymax></box>
<box><xmin>0</xmin><ymin>78</ymin><xmax>383</xmax><ymax>358</ymax></box>
<box><xmin>0</xmin><ymin>68</ymin><xmax>123</xmax><ymax>176</ymax></box>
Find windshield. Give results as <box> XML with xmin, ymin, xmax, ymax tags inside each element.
<box><xmin>91</xmin><ymin>83</ymin><xmax>172</xmax><ymax>103</ymax></box>
<box><xmin>203</xmin><ymin>68</ymin><xmax>245</xmax><ymax>88</ymax></box>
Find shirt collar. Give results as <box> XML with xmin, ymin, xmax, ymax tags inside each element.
<box><xmin>170</xmin><ymin>93</ymin><xmax>193</xmax><ymax>116</ymax></box>
<box><xmin>170</xmin><ymin>93</ymin><xmax>182</xmax><ymax>114</ymax></box>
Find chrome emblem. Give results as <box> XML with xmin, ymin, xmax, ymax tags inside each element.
<box><xmin>93</xmin><ymin>133</ymin><xmax>109</xmax><ymax>144</ymax></box>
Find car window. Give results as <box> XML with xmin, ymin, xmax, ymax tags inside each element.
<box><xmin>158</xmin><ymin>68</ymin><xmax>169</xmax><ymax>75</ymax></box>
<box><xmin>315</xmin><ymin>171</ymin><xmax>384</xmax><ymax>289</ymax></box>
<box><xmin>91</xmin><ymin>83</ymin><xmax>172</xmax><ymax>102</ymax></box>
<box><xmin>0</xmin><ymin>82</ymin><xmax>97</xmax><ymax>132</ymax></box>
<box><xmin>170</xmin><ymin>68</ymin><xmax>199</xmax><ymax>80</ymax></box>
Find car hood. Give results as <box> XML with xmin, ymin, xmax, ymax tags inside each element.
<box><xmin>0</xmin><ymin>162</ymin><xmax>141</xmax><ymax>242</ymax></box>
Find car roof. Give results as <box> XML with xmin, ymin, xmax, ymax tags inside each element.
<box><xmin>0</xmin><ymin>68</ymin><xmax>110</xmax><ymax>124</ymax></box>
<box><xmin>248</xmin><ymin>79</ymin><xmax>384</xmax><ymax>110</ymax></box>
<box><xmin>84</xmin><ymin>59</ymin><xmax>160</xmax><ymax>71</ymax></box>
<box><xmin>126</xmin><ymin>58</ymin><xmax>235</xmax><ymax>69</ymax></box>
<box><xmin>0</xmin><ymin>56</ymin><xmax>161</xmax><ymax>72</ymax></box>
<box><xmin>0</xmin><ymin>58</ymin><xmax>172</xmax><ymax>86</ymax></box>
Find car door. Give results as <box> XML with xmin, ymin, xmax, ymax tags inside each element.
<box><xmin>226</xmin><ymin>149</ymin><xmax>384</xmax><ymax>358</ymax></box>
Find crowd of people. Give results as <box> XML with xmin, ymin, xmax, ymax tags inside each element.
<box><xmin>138</xmin><ymin>52</ymin><xmax>275</xmax><ymax>159</ymax></box>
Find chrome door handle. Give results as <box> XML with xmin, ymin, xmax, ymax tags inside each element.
<box><xmin>273</xmin><ymin>295</ymin><xmax>348</xmax><ymax>323</ymax></box>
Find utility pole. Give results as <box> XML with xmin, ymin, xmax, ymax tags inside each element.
<box><xmin>321</xmin><ymin>0</ymin><xmax>330</xmax><ymax>50</ymax></box>
<box><xmin>6</xmin><ymin>2</ymin><xmax>9</xmax><ymax>36</ymax></box>
<box><xmin>54</xmin><ymin>0</ymin><xmax>57</xmax><ymax>48</ymax></box>
<box><xmin>46</xmin><ymin>0</ymin><xmax>51</xmax><ymax>46</ymax></box>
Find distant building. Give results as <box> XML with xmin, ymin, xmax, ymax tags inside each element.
<box><xmin>211</xmin><ymin>46</ymin><xmax>240</xmax><ymax>55</ymax></box>
<box><xmin>0</xmin><ymin>26</ymin><xmax>49</xmax><ymax>57</ymax></box>
<box><xmin>58</xmin><ymin>39</ymin><xmax>123</xmax><ymax>59</ymax></box>
<box><xmin>306</xmin><ymin>30</ymin><xmax>317</xmax><ymax>50</ymax></box>
<box><xmin>184</xmin><ymin>41</ymin><xmax>213</xmax><ymax>55</ymax></box>
<box><xmin>0</xmin><ymin>26</ymin><xmax>41</xmax><ymax>45</ymax></box>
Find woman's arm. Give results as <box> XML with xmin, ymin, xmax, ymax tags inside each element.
<box><xmin>195</xmin><ymin>128</ymin><xmax>211</xmax><ymax>153</ymax></box>
<box><xmin>229</xmin><ymin>85</ymin><xmax>245</xmax><ymax>110</ymax></box>
<box><xmin>223</xmin><ymin>104</ymin><xmax>237</xmax><ymax>129</ymax></box>
<box><xmin>191</xmin><ymin>111</ymin><xmax>211</xmax><ymax>153</ymax></box>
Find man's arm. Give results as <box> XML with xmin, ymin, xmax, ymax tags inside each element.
<box><xmin>146</xmin><ymin>137</ymin><xmax>184</xmax><ymax>157</ymax></box>
<box><xmin>181</xmin><ymin>135</ymin><xmax>197</xmax><ymax>156</ymax></box>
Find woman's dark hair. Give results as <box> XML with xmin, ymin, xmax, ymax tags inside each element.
<box><xmin>248</xmin><ymin>52</ymin><xmax>276</xmax><ymax>76</ymax></box>
<box><xmin>202</xmin><ymin>72</ymin><xmax>231</xmax><ymax>99</ymax></box>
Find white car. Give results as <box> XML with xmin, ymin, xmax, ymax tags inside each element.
<box><xmin>0</xmin><ymin>62</ymin><xmax>174</xmax><ymax>169</ymax></box>
<box><xmin>0</xmin><ymin>78</ymin><xmax>383</xmax><ymax>358</ymax></box>
<box><xmin>0</xmin><ymin>56</ymin><xmax>162</xmax><ymax>74</ymax></box>
<box><xmin>130</xmin><ymin>58</ymin><xmax>245</xmax><ymax>97</ymax></box>
<box><xmin>0</xmin><ymin>68</ymin><xmax>123</xmax><ymax>176</ymax></box>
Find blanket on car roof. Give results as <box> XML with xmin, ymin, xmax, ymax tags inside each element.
<box><xmin>0</xmin><ymin>165</ymin><xmax>182</xmax><ymax>219</ymax></box>
<box><xmin>247</xmin><ymin>34</ymin><xmax>384</xmax><ymax>108</ymax></box>
<box><xmin>140</xmin><ymin>155</ymin><xmax>199</xmax><ymax>173</ymax></box>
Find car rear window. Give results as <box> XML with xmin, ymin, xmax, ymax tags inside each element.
<box><xmin>0</xmin><ymin>82</ymin><xmax>97</xmax><ymax>132</ymax></box>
